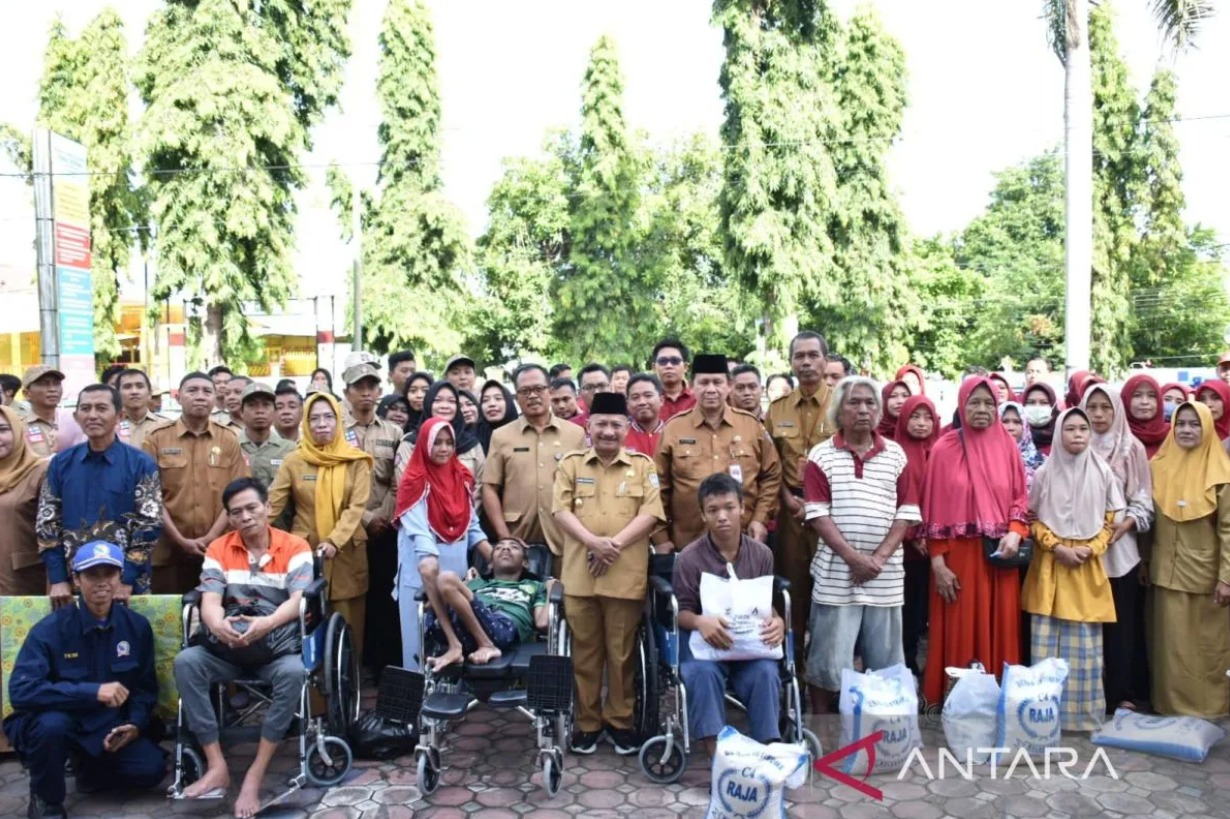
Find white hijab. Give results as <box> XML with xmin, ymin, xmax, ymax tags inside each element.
<box><xmin>1030</xmin><ymin>408</ymin><xmax>1125</xmax><ymax>539</ymax></box>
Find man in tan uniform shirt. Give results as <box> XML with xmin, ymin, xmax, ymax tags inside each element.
<box><xmin>143</xmin><ymin>372</ymin><xmax>248</xmax><ymax>594</ymax></box>
<box><xmin>116</xmin><ymin>368</ymin><xmax>169</xmax><ymax>450</ymax></box>
<box><xmin>553</xmin><ymin>392</ymin><xmax>664</xmax><ymax>755</ymax></box>
<box><xmin>483</xmin><ymin>364</ymin><xmax>585</xmax><ymax>560</ymax></box>
<box><xmin>654</xmin><ymin>354</ymin><xmax>781</xmax><ymax>552</ymax></box>
<box><xmin>764</xmin><ymin>330</ymin><xmax>835</xmax><ymax>641</ymax></box>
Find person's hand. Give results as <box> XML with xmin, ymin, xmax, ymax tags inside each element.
<box><xmin>236</xmin><ymin>615</ymin><xmax>273</xmax><ymax>645</ymax></box>
<box><xmin>911</xmin><ymin>539</ymin><xmax>928</xmax><ymax>557</ymax></box>
<box><xmin>785</xmin><ymin>494</ymin><xmax>806</xmax><ymax>522</ymax></box>
<box><xmin>1109</xmin><ymin>517</ymin><xmax>1136</xmax><ymax>544</ymax></box>
<box><xmin>996</xmin><ymin>531</ymin><xmax>1022</xmax><ymax>560</ymax></box>
<box><xmin>317</xmin><ymin>541</ymin><xmax>338</xmax><ymax>559</ymax></box>
<box><xmin>698</xmin><ymin>615</ymin><xmax>733</xmax><ymax>650</ymax></box>
<box><xmin>49</xmin><ymin>582</ymin><xmax>73</xmax><ymax>609</ymax></box>
<box><xmin>934</xmin><ymin>563</ymin><xmax>960</xmax><ymax>603</ymax></box>
<box><xmin>1215</xmin><ymin>581</ymin><xmax>1230</xmax><ymax>607</ymax></box>
<box><xmin>97</xmin><ymin>682</ymin><xmax>129</xmax><ymax>708</ymax></box>
<box><xmin>1054</xmin><ymin>546</ymin><xmax>1079</xmax><ymax>568</ymax></box>
<box><xmin>747</xmin><ymin>521</ymin><xmax>769</xmax><ymax>543</ymax></box>
<box><xmin>180</xmin><ymin>537</ymin><xmax>208</xmax><ymax>557</ymax></box>
<box><xmin>846</xmin><ymin>552</ymin><xmax>881</xmax><ymax>585</ymax></box>
<box><xmin>587</xmin><ymin>552</ymin><xmax>609</xmax><ymax>577</ymax></box>
<box><xmin>760</xmin><ymin>615</ymin><xmax>784</xmax><ymax>648</ymax></box>
<box><xmin>367</xmin><ymin>517</ymin><xmax>390</xmax><ymax>537</ymax></box>
<box><xmin>104</xmin><ymin>723</ymin><xmax>138</xmax><ymax>753</ymax></box>
<box><xmin>589</xmin><ymin>537</ymin><xmax>620</xmax><ymax>566</ymax></box>
<box><xmin>654</xmin><ymin>541</ymin><xmax>675</xmax><ymax>555</ymax></box>
<box><xmin>114</xmin><ymin>583</ymin><xmax>133</xmax><ymax>606</ymax></box>
<box><xmin>465</xmin><ymin>566</ymin><xmax>479</xmax><ymax>582</ymax></box>
<box><xmin>1139</xmin><ymin>561</ymin><xmax>1150</xmax><ymax>587</ymax></box>
<box><xmin>208</xmin><ymin>614</ymin><xmax>246</xmax><ymax>647</ymax></box>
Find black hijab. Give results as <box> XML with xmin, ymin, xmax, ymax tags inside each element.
<box><xmin>476</xmin><ymin>379</ymin><xmax>519</xmax><ymax>452</ymax></box>
<box><xmin>401</xmin><ymin>371</ymin><xmax>434</xmax><ymax>431</ymax></box>
<box><xmin>407</xmin><ymin>380</ymin><xmax>480</xmax><ymax>455</ymax></box>
<box><xmin>377</xmin><ymin>393</ymin><xmax>412</xmax><ymax>434</ymax></box>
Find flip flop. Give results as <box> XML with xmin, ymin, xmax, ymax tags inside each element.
<box><xmin>171</xmin><ymin>786</ymin><xmax>228</xmax><ymax>800</ymax></box>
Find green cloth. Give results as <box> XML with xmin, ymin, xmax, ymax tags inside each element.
<box><xmin>239</xmin><ymin>431</ymin><xmax>295</xmax><ymax>490</ymax></box>
<box><xmin>468</xmin><ymin>577</ymin><xmax>547</xmax><ymax>642</ymax></box>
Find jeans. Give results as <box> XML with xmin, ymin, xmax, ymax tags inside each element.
<box><xmin>679</xmin><ymin>635</ymin><xmax>782</xmax><ymax>743</ymax></box>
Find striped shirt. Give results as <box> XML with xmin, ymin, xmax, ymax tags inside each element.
<box><xmin>803</xmin><ymin>433</ymin><xmax>921</xmax><ymax>607</ymax></box>
<box><xmin>200</xmin><ymin>528</ymin><xmax>313</xmax><ymax>612</ymax></box>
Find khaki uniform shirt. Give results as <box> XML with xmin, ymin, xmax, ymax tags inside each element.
<box><xmin>552</xmin><ymin>447</ymin><xmax>665</xmax><ymax>600</ymax></box>
<box><xmin>237</xmin><ymin>430</ymin><xmax>295</xmax><ymax>491</ymax></box>
<box><xmin>18</xmin><ymin>410</ymin><xmax>60</xmax><ymax>458</ymax></box>
<box><xmin>484</xmin><ymin>415</ymin><xmax>586</xmax><ymax>556</ymax></box>
<box><xmin>142</xmin><ymin>419</ymin><xmax>249</xmax><ymax>565</ymax></box>
<box><xmin>343</xmin><ymin>413</ymin><xmax>402</xmax><ymax>525</ymax></box>
<box><xmin>655</xmin><ymin>406</ymin><xmax>782</xmax><ymax>547</ymax></box>
<box><xmin>211</xmin><ymin>409</ymin><xmax>242</xmax><ymax>434</ymax></box>
<box><xmin>118</xmin><ymin>411</ymin><xmax>170</xmax><ymax>451</ymax></box>
<box><xmin>765</xmin><ymin>385</ymin><xmax>835</xmax><ymax>490</ymax></box>
<box><xmin>268</xmin><ymin>451</ymin><xmax>371</xmax><ymax>600</ymax></box>
<box><xmin>0</xmin><ymin>460</ymin><xmax>50</xmax><ymax>595</ymax></box>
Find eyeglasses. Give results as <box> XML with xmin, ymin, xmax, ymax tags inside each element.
<box><xmin>655</xmin><ymin>356</ymin><xmax>684</xmax><ymax>366</ymax></box>
<box><xmin>517</xmin><ymin>385</ymin><xmax>549</xmax><ymax>396</ymax></box>
<box><xmin>580</xmin><ymin>383</ymin><xmax>610</xmax><ymax>393</ymax></box>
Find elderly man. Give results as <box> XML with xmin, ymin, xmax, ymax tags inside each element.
<box><xmin>5</xmin><ymin>541</ymin><xmax>167</xmax><ymax>819</ymax></box>
<box><xmin>554</xmin><ymin>392</ymin><xmax>665</xmax><ymax>755</ymax></box>
<box><xmin>655</xmin><ymin>354</ymin><xmax>781</xmax><ymax>553</ymax></box>
<box><xmin>116</xmin><ymin>369</ymin><xmax>169</xmax><ymax>450</ymax></box>
<box><xmin>37</xmin><ymin>384</ymin><xmax>163</xmax><ymax>604</ymax></box>
<box><xmin>625</xmin><ymin>373</ymin><xmax>665</xmax><ymax>456</ymax></box>
<box><xmin>803</xmin><ymin>376</ymin><xmax>920</xmax><ymax>713</ymax></box>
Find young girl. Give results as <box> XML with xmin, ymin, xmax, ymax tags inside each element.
<box><xmin>895</xmin><ymin>395</ymin><xmax>939</xmax><ymax>676</ymax></box>
<box><xmin>877</xmin><ymin>380</ymin><xmax>911</xmax><ymax>441</ymax></box>
<box><xmin>1022</xmin><ymin>408</ymin><xmax>1125</xmax><ymax>731</ymax></box>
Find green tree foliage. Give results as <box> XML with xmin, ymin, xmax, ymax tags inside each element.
<box><xmin>37</xmin><ymin>11</ymin><xmax>143</xmax><ymax>365</ymax></box>
<box><xmin>906</xmin><ymin>236</ymin><xmax>985</xmax><ymax>379</ymax></box>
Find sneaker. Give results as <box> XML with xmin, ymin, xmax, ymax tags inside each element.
<box><xmin>606</xmin><ymin>727</ymin><xmax>640</xmax><ymax>755</ymax></box>
<box><xmin>570</xmin><ymin>729</ymin><xmax>603</xmax><ymax>755</ymax></box>
<box><xmin>27</xmin><ymin>796</ymin><xmax>67</xmax><ymax>819</ymax></box>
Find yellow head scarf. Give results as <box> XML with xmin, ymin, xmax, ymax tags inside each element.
<box><xmin>0</xmin><ymin>406</ymin><xmax>43</xmax><ymax>494</ymax></box>
<box><xmin>298</xmin><ymin>393</ymin><xmax>372</xmax><ymax>541</ymax></box>
<box><xmin>1150</xmin><ymin>400</ymin><xmax>1230</xmax><ymax>522</ymax></box>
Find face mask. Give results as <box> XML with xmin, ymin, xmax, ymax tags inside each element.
<box><xmin>1162</xmin><ymin>403</ymin><xmax>1177</xmax><ymax>422</ymax></box>
<box><xmin>1023</xmin><ymin>405</ymin><xmax>1053</xmax><ymax>427</ymax></box>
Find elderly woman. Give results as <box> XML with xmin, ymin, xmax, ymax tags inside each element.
<box><xmin>921</xmin><ymin>377</ymin><xmax>1028</xmax><ymax>704</ymax></box>
<box><xmin>0</xmin><ymin>407</ymin><xmax>50</xmax><ymax>595</ymax></box>
<box><xmin>394</xmin><ymin>381</ymin><xmax>485</xmax><ymax>492</ymax></box>
<box><xmin>1149</xmin><ymin>402</ymin><xmax>1230</xmax><ymax>717</ymax></box>
<box><xmin>269</xmin><ymin>393</ymin><xmax>373</xmax><ymax>659</ymax></box>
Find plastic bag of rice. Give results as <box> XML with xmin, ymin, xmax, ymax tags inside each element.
<box><xmin>705</xmin><ymin>726</ymin><xmax>809</xmax><ymax>819</ymax></box>
<box><xmin>838</xmin><ymin>663</ymin><xmax>922</xmax><ymax>775</ymax></box>
<box><xmin>995</xmin><ymin>657</ymin><xmax>1069</xmax><ymax>759</ymax></box>
<box><xmin>942</xmin><ymin>668</ymin><xmax>1001</xmax><ymax>764</ymax></box>
<box><xmin>1092</xmin><ymin>708</ymin><xmax>1225</xmax><ymax>762</ymax></box>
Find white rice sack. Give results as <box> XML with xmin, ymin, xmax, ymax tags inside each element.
<box><xmin>1092</xmin><ymin>708</ymin><xmax>1226</xmax><ymax>762</ymax></box>
<box><xmin>942</xmin><ymin>668</ymin><xmax>1000</xmax><ymax>764</ymax></box>
<box><xmin>705</xmin><ymin>726</ymin><xmax>809</xmax><ymax>819</ymax></box>
<box><xmin>995</xmin><ymin>658</ymin><xmax>1069</xmax><ymax>759</ymax></box>
<box><xmin>838</xmin><ymin>663</ymin><xmax>922</xmax><ymax>775</ymax></box>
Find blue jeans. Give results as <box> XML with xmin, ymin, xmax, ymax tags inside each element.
<box><xmin>680</xmin><ymin>634</ymin><xmax>781</xmax><ymax>743</ymax></box>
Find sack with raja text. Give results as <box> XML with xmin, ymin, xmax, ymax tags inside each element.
<box><xmin>995</xmin><ymin>658</ymin><xmax>1069</xmax><ymax>759</ymax></box>
<box><xmin>688</xmin><ymin>567</ymin><xmax>782</xmax><ymax>663</ymax></box>
<box><xmin>838</xmin><ymin>663</ymin><xmax>922</xmax><ymax>775</ymax></box>
<box><xmin>705</xmin><ymin>726</ymin><xmax>808</xmax><ymax>819</ymax></box>
<box><xmin>1092</xmin><ymin>708</ymin><xmax>1225</xmax><ymax>762</ymax></box>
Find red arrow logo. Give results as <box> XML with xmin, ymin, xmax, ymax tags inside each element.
<box><xmin>812</xmin><ymin>730</ymin><xmax>885</xmax><ymax>801</ymax></box>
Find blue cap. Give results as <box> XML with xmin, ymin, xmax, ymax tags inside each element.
<box><xmin>72</xmin><ymin>541</ymin><xmax>124</xmax><ymax>573</ymax></box>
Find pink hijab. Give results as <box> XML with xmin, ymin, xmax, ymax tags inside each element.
<box><xmin>1031</xmin><ymin>407</ymin><xmax>1125</xmax><ymax>539</ymax></box>
<box><xmin>1081</xmin><ymin>383</ymin><xmax>1152</xmax><ymax>515</ymax></box>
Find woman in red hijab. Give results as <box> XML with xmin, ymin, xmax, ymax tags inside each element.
<box><xmin>1160</xmin><ymin>382</ymin><xmax>1191</xmax><ymax>418</ymax></box>
<box><xmin>1195</xmin><ymin>380</ymin><xmax>1230</xmax><ymax>442</ymax></box>
<box><xmin>895</xmin><ymin>395</ymin><xmax>939</xmax><ymax>676</ymax></box>
<box><xmin>1121</xmin><ymin>374</ymin><xmax>1170</xmax><ymax>459</ymax></box>
<box><xmin>895</xmin><ymin>364</ymin><xmax>926</xmax><ymax>396</ymax></box>
<box><xmin>987</xmin><ymin>373</ymin><xmax>1017</xmax><ymax>405</ymax></box>
<box><xmin>921</xmin><ymin>377</ymin><xmax>1028</xmax><ymax>703</ymax></box>
<box><xmin>877</xmin><ymin>380</ymin><xmax>911</xmax><ymax>440</ymax></box>
<box><xmin>1065</xmin><ymin>370</ymin><xmax>1105</xmax><ymax>410</ymax></box>
<box><xmin>394</xmin><ymin>417</ymin><xmax>493</xmax><ymax>671</ymax></box>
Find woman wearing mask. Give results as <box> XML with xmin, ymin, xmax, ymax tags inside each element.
<box><xmin>477</xmin><ymin>379</ymin><xmax>519</xmax><ymax>453</ymax></box>
<box><xmin>1021</xmin><ymin>384</ymin><xmax>1060</xmax><ymax>457</ymax></box>
<box><xmin>1149</xmin><ymin>402</ymin><xmax>1230</xmax><ymax>717</ymax></box>
<box><xmin>401</xmin><ymin>372</ymin><xmax>434</xmax><ymax>431</ymax></box>
<box><xmin>377</xmin><ymin>394</ymin><xmax>413</xmax><ymax>433</ymax></box>
<box><xmin>1082</xmin><ymin>384</ymin><xmax>1153</xmax><ymax>712</ymax></box>
<box><xmin>1121</xmin><ymin>374</ymin><xmax>1170</xmax><ymax>459</ymax></box>
<box><xmin>0</xmin><ymin>407</ymin><xmax>50</xmax><ymax>595</ymax></box>
<box><xmin>1022</xmin><ymin>408</ymin><xmax>1125</xmax><ymax>730</ymax></box>
<box><xmin>987</xmin><ymin>374</ymin><xmax>1016</xmax><ymax>406</ymax></box>
<box><xmin>999</xmin><ymin>402</ymin><xmax>1045</xmax><ymax>491</ymax></box>
<box><xmin>895</xmin><ymin>395</ymin><xmax>939</xmax><ymax>676</ymax></box>
<box><xmin>394</xmin><ymin>381</ymin><xmax>485</xmax><ymax>492</ymax></box>
<box><xmin>1195</xmin><ymin>381</ymin><xmax>1230</xmax><ymax>445</ymax></box>
<box><xmin>269</xmin><ymin>393</ymin><xmax>373</xmax><ymax>660</ymax></box>
<box><xmin>1160</xmin><ymin>383</ymin><xmax>1191</xmax><ymax>419</ymax></box>
<box><xmin>921</xmin><ymin>378</ymin><xmax>1028</xmax><ymax>704</ymax></box>
<box><xmin>877</xmin><ymin>380</ymin><xmax>911</xmax><ymax>441</ymax></box>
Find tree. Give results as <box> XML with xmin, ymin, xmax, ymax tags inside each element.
<box><xmin>905</xmin><ymin>236</ymin><xmax>985</xmax><ymax>379</ymax></box>
<box><xmin>37</xmin><ymin>11</ymin><xmax>143</xmax><ymax>365</ymax></box>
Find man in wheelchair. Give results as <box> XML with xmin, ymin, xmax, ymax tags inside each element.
<box><xmin>172</xmin><ymin>477</ymin><xmax>313</xmax><ymax>817</ymax></box>
<box><xmin>673</xmin><ymin>473</ymin><xmax>785</xmax><ymax>758</ymax></box>
<box><xmin>424</xmin><ymin>538</ymin><xmax>551</xmax><ymax>667</ymax></box>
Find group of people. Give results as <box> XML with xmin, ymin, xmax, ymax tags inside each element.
<box><xmin>3</xmin><ymin>335</ymin><xmax>1230</xmax><ymax>818</ymax></box>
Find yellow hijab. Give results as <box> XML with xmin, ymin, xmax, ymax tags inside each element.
<box><xmin>298</xmin><ymin>393</ymin><xmax>372</xmax><ymax>540</ymax></box>
<box><xmin>0</xmin><ymin>406</ymin><xmax>43</xmax><ymax>494</ymax></box>
<box><xmin>1150</xmin><ymin>400</ymin><xmax>1230</xmax><ymax>522</ymax></box>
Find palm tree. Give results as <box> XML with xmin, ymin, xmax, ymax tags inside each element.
<box><xmin>1044</xmin><ymin>0</ymin><xmax>1213</xmax><ymax>374</ymax></box>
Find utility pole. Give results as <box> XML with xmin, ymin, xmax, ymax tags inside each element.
<box><xmin>351</xmin><ymin>192</ymin><xmax>363</xmax><ymax>352</ymax></box>
<box><xmin>1063</xmin><ymin>0</ymin><xmax>1093</xmax><ymax>375</ymax></box>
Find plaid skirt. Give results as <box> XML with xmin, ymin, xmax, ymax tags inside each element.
<box><xmin>1030</xmin><ymin>614</ymin><xmax>1105</xmax><ymax>732</ymax></box>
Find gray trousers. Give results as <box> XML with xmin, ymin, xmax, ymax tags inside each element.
<box><xmin>173</xmin><ymin>646</ymin><xmax>305</xmax><ymax>745</ymax></box>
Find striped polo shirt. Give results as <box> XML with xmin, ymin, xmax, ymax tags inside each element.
<box><xmin>803</xmin><ymin>433</ymin><xmax>921</xmax><ymax>607</ymax></box>
<box><xmin>200</xmin><ymin>528</ymin><xmax>313</xmax><ymax>610</ymax></box>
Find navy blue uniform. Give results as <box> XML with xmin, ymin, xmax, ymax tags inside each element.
<box><xmin>4</xmin><ymin>601</ymin><xmax>167</xmax><ymax>804</ymax></box>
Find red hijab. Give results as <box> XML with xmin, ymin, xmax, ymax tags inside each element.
<box><xmin>988</xmin><ymin>373</ymin><xmax>1017</xmax><ymax>404</ymax></box>
<box><xmin>894</xmin><ymin>395</ymin><xmax>939</xmax><ymax>496</ymax></box>
<box><xmin>1160</xmin><ymin>382</ymin><xmax>1191</xmax><ymax>403</ymax></box>
<box><xmin>921</xmin><ymin>377</ymin><xmax>1028</xmax><ymax>540</ymax></box>
<box><xmin>1195</xmin><ymin>380</ymin><xmax>1230</xmax><ymax>441</ymax></box>
<box><xmin>1120</xmin><ymin>374</ymin><xmax>1170</xmax><ymax>458</ymax></box>
<box><xmin>895</xmin><ymin>364</ymin><xmax>927</xmax><ymax>396</ymax></box>
<box><xmin>394</xmin><ymin>417</ymin><xmax>475</xmax><ymax>542</ymax></box>
<box><xmin>877</xmin><ymin>380</ymin><xmax>910</xmax><ymax>439</ymax></box>
<box><xmin>1065</xmin><ymin>370</ymin><xmax>1104</xmax><ymax>410</ymax></box>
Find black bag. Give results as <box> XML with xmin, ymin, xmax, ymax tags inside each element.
<box><xmin>193</xmin><ymin>602</ymin><xmax>300</xmax><ymax>669</ymax></box>
<box><xmin>348</xmin><ymin>709</ymin><xmax>415</xmax><ymax>760</ymax></box>
<box><xmin>982</xmin><ymin>535</ymin><xmax>1034</xmax><ymax>569</ymax></box>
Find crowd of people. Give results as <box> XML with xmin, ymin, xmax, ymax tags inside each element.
<box><xmin>3</xmin><ymin>334</ymin><xmax>1230</xmax><ymax>817</ymax></box>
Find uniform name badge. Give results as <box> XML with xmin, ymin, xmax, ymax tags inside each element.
<box><xmin>728</xmin><ymin>464</ymin><xmax>743</xmax><ymax>483</ymax></box>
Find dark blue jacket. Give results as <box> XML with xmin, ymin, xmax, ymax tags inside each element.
<box><xmin>5</xmin><ymin>601</ymin><xmax>158</xmax><ymax>754</ymax></box>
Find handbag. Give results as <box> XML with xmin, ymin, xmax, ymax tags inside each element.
<box><xmin>982</xmin><ymin>535</ymin><xmax>1033</xmax><ymax>569</ymax></box>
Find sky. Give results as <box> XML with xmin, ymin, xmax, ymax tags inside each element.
<box><xmin>1</xmin><ymin>0</ymin><xmax>1227</xmax><ymax>305</ymax></box>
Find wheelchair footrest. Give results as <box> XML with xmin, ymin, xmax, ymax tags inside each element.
<box><xmin>376</xmin><ymin>666</ymin><xmax>425</xmax><ymax>725</ymax></box>
<box><xmin>421</xmin><ymin>692</ymin><xmax>471</xmax><ymax>720</ymax></box>
<box><xmin>526</xmin><ymin>655</ymin><xmax>573</xmax><ymax>713</ymax></box>
<box><xmin>488</xmin><ymin>689</ymin><xmax>528</xmax><ymax>709</ymax></box>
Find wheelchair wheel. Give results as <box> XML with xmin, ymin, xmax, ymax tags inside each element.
<box><xmin>638</xmin><ymin>735</ymin><xmax>686</xmax><ymax>784</ymax></box>
<box><xmin>416</xmin><ymin>750</ymin><xmax>440</xmax><ymax>795</ymax></box>
<box><xmin>179</xmin><ymin>745</ymin><xmax>204</xmax><ymax>788</ymax></box>
<box><xmin>542</xmin><ymin>749</ymin><xmax>564</xmax><ymax>797</ymax></box>
<box><xmin>324</xmin><ymin>614</ymin><xmax>361</xmax><ymax>737</ymax></box>
<box><xmin>633</xmin><ymin>620</ymin><xmax>661</xmax><ymax>739</ymax></box>
<box><xmin>305</xmin><ymin>735</ymin><xmax>353</xmax><ymax>788</ymax></box>
<box><xmin>802</xmin><ymin>728</ymin><xmax>822</xmax><ymax>762</ymax></box>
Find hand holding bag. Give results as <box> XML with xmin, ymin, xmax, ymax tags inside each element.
<box><xmin>982</xmin><ymin>534</ymin><xmax>1033</xmax><ymax>569</ymax></box>
<box><xmin>687</xmin><ymin>563</ymin><xmax>783</xmax><ymax>663</ymax></box>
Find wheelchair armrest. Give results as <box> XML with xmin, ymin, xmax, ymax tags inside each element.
<box><xmin>548</xmin><ymin>581</ymin><xmax>564</xmax><ymax>605</ymax></box>
<box><xmin>181</xmin><ymin>589</ymin><xmax>202</xmax><ymax>608</ymax></box>
<box><xmin>649</xmin><ymin>575</ymin><xmax>674</xmax><ymax>597</ymax></box>
<box><xmin>303</xmin><ymin>577</ymin><xmax>327</xmax><ymax>601</ymax></box>
<box><xmin>414</xmin><ymin>589</ymin><xmax>428</xmax><ymax>602</ymax></box>
<box><xmin>773</xmin><ymin>576</ymin><xmax>792</xmax><ymax>594</ymax></box>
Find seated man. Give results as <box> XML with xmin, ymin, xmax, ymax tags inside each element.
<box><xmin>4</xmin><ymin>541</ymin><xmax>167</xmax><ymax>819</ymax></box>
<box><xmin>426</xmin><ymin>538</ymin><xmax>551</xmax><ymax>665</ymax></box>
<box><xmin>673</xmin><ymin>473</ymin><xmax>785</xmax><ymax>758</ymax></box>
<box><xmin>172</xmin><ymin>477</ymin><xmax>312</xmax><ymax>818</ymax></box>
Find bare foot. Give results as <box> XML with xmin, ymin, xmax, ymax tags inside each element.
<box><xmin>468</xmin><ymin>645</ymin><xmax>502</xmax><ymax>665</ymax></box>
<box><xmin>233</xmin><ymin>779</ymin><xmax>261</xmax><ymax>818</ymax></box>
<box><xmin>183</xmin><ymin>766</ymin><xmax>230</xmax><ymax>798</ymax></box>
<box><xmin>429</xmin><ymin>645</ymin><xmax>465</xmax><ymax>671</ymax></box>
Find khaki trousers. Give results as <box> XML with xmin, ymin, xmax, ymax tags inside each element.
<box><xmin>152</xmin><ymin>557</ymin><xmax>204</xmax><ymax>596</ymax></box>
<box><xmin>774</xmin><ymin>505</ymin><xmax>815</xmax><ymax>650</ymax></box>
<box><xmin>567</xmin><ymin>595</ymin><xmax>641</xmax><ymax>733</ymax></box>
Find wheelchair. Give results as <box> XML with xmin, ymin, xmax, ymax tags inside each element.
<box><xmin>396</xmin><ymin>543</ymin><xmax>574</xmax><ymax>797</ymax></box>
<box><xmin>166</xmin><ymin>567</ymin><xmax>361</xmax><ymax>798</ymax></box>
<box><xmin>635</xmin><ymin>554</ymin><xmax>821</xmax><ymax>783</ymax></box>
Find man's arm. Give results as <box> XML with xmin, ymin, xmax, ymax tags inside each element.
<box><xmin>752</xmin><ymin>431</ymin><xmax>783</xmax><ymax>526</ymax></box>
<box><xmin>651</xmin><ymin>439</ymin><xmax>674</xmax><ymax>549</ymax></box>
<box><xmin>35</xmin><ymin>467</ymin><xmax>68</xmax><ymax>585</ymax></box>
<box><xmin>124</xmin><ymin>619</ymin><xmax>159</xmax><ymax>731</ymax></box>
<box><xmin>8</xmin><ymin>629</ymin><xmax>102</xmax><ymax>712</ymax></box>
<box><xmin>124</xmin><ymin>466</ymin><xmax>163</xmax><ymax>588</ymax></box>
<box><xmin>481</xmin><ymin>484</ymin><xmax>511</xmax><ymax>541</ymax></box>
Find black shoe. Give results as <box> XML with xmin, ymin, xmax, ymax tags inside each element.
<box><xmin>28</xmin><ymin>796</ymin><xmax>67</xmax><ymax>819</ymax></box>
<box><xmin>570</xmin><ymin>729</ymin><xmax>603</xmax><ymax>755</ymax></box>
<box><xmin>606</xmin><ymin>727</ymin><xmax>640</xmax><ymax>755</ymax></box>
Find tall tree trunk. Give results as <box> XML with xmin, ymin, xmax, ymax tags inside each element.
<box><xmin>203</xmin><ymin>303</ymin><xmax>224</xmax><ymax>366</ymax></box>
<box><xmin>1063</xmin><ymin>0</ymin><xmax>1093</xmax><ymax>374</ymax></box>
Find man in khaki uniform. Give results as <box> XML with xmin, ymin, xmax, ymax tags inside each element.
<box><xmin>764</xmin><ymin>330</ymin><xmax>836</xmax><ymax>641</ymax></box>
<box><xmin>116</xmin><ymin>369</ymin><xmax>169</xmax><ymax>450</ymax></box>
<box><xmin>654</xmin><ymin>354</ymin><xmax>782</xmax><ymax>552</ymax></box>
<box><xmin>143</xmin><ymin>372</ymin><xmax>249</xmax><ymax>594</ymax></box>
<box><xmin>553</xmin><ymin>392</ymin><xmax>664</xmax><ymax>755</ymax></box>
<box><xmin>18</xmin><ymin>365</ymin><xmax>82</xmax><ymax>458</ymax></box>
<box><xmin>342</xmin><ymin>361</ymin><xmax>403</xmax><ymax>672</ymax></box>
<box><xmin>483</xmin><ymin>364</ymin><xmax>585</xmax><ymax>561</ymax></box>
<box><xmin>236</xmin><ymin>382</ymin><xmax>294</xmax><ymax>488</ymax></box>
